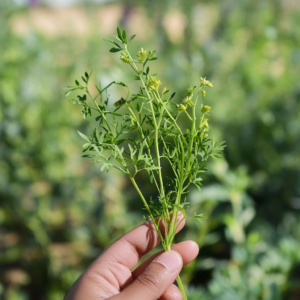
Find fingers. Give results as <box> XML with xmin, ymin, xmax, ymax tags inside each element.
<box><xmin>132</xmin><ymin>240</ymin><xmax>199</xmax><ymax>279</ymax></box>
<box><xmin>93</xmin><ymin>212</ymin><xmax>185</xmax><ymax>271</ymax></box>
<box><xmin>160</xmin><ymin>284</ymin><xmax>183</xmax><ymax>300</ymax></box>
<box><xmin>112</xmin><ymin>250</ymin><xmax>183</xmax><ymax>300</ymax></box>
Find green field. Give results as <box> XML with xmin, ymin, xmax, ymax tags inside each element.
<box><xmin>1</xmin><ymin>1</ymin><xmax>300</xmax><ymax>299</ymax></box>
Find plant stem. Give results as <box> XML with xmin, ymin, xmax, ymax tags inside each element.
<box><xmin>125</xmin><ymin>103</ymin><xmax>160</xmax><ymax>193</ymax></box>
<box><xmin>153</xmin><ymin>91</ymin><xmax>188</xmax><ymax>148</ymax></box>
<box><xmin>124</xmin><ymin>46</ymin><xmax>189</xmax><ymax>298</ymax></box>
<box><xmin>86</xmin><ymin>90</ymin><xmax>112</xmax><ymax>132</ymax></box>
<box><xmin>129</xmin><ymin>176</ymin><xmax>166</xmax><ymax>249</ymax></box>
<box><xmin>177</xmin><ymin>275</ymin><xmax>188</xmax><ymax>300</ymax></box>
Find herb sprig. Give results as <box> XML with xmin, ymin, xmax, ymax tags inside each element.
<box><xmin>66</xmin><ymin>27</ymin><xmax>225</xmax><ymax>300</ymax></box>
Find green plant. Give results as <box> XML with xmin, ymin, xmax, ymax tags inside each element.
<box><xmin>66</xmin><ymin>27</ymin><xmax>225</xmax><ymax>299</ymax></box>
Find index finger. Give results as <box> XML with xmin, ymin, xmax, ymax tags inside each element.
<box><xmin>95</xmin><ymin>212</ymin><xmax>185</xmax><ymax>271</ymax></box>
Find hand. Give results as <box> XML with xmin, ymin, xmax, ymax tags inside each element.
<box><xmin>65</xmin><ymin>213</ymin><xmax>199</xmax><ymax>300</ymax></box>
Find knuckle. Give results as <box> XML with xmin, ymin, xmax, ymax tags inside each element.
<box><xmin>135</xmin><ymin>270</ymin><xmax>162</xmax><ymax>292</ymax></box>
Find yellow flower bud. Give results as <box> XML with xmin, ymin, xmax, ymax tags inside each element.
<box><xmin>186</xmin><ymin>86</ymin><xmax>194</xmax><ymax>97</ymax></box>
<box><xmin>201</xmin><ymin>104</ymin><xmax>211</xmax><ymax>114</ymax></box>
<box><xmin>176</xmin><ymin>104</ymin><xmax>187</xmax><ymax>111</ymax></box>
<box><xmin>199</xmin><ymin>132</ymin><xmax>208</xmax><ymax>139</ymax></box>
<box><xmin>200</xmin><ymin>77</ymin><xmax>213</xmax><ymax>88</ymax></box>
<box><xmin>148</xmin><ymin>76</ymin><xmax>162</xmax><ymax>91</ymax></box>
<box><xmin>201</xmin><ymin>89</ymin><xmax>206</xmax><ymax>99</ymax></box>
<box><xmin>120</xmin><ymin>52</ymin><xmax>130</xmax><ymax>63</ymax></box>
<box><xmin>182</xmin><ymin>96</ymin><xmax>193</xmax><ymax>107</ymax></box>
<box><xmin>137</xmin><ymin>48</ymin><xmax>147</xmax><ymax>62</ymax></box>
<box><xmin>203</xmin><ymin>120</ymin><xmax>209</xmax><ymax>129</ymax></box>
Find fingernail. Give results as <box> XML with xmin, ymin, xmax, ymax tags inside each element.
<box><xmin>153</xmin><ymin>251</ymin><xmax>182</xmax><ymax>272</ymax></box>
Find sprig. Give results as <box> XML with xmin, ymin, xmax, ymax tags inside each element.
<box><xmin>66</xmin><ymin>27</ymin><xmax>225</xmax><ymax>300</ymax></box>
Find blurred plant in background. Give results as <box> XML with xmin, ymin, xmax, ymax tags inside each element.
<box><xmin>0</xmin><ymin>0</ymin><xmax>299</xmax><ymax>299</ymax></box>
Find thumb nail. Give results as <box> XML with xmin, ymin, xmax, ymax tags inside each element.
<box><xmin>153</xmin><ymin>251</ymin><xmax>182</xmax><ymax>272</ymax></box>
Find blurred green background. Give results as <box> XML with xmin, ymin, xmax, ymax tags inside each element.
<box><xmin>1</xmin><ymin>0</ymin><xmax>300</xmax><ymax>299</ymax></box>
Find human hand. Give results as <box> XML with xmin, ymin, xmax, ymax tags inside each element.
<box><xmin>65</xmin><ymin>213</ymin><xmax>199</xmax><ymax>300</ymax></box>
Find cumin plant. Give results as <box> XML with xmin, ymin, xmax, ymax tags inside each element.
<box><xmin>66</xmin><ymin>27</ymin><xmax>225</xmax><ymax>300</ymax></box>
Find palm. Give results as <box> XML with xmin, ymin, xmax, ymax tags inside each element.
<box><xmin>65</xmin><ymin>214</ymin><xmax>198</xmax><ymax>300</ymax></box>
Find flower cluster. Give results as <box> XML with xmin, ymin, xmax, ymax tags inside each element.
<box><xmin>176</xmin><ymin>86</ymin><xmax>195</xmax><ymax>112</ymax></box>
<box><xmin>200</xmin><ymin>77</ymin><xmax>213</xmax><ymax>88</ymax></box>
<box><xmin>176</xmin><ymin>103</ymin><xmax>187</xmax><ymax>111</ymax></box>
<box><xmin>200</xmin><ymin>104</ymin><xmax>211</xmax><ymax>114</ymax></box>
<box><xmin>148</xmin><ymin>76</ymin><xmax>162</xmax><ymax>91</ymax></box>
<box><xmin>137</xmin><ymin>48</ymin><xmax>147</xmax><ymax>63</ymax></box>
<box><xmin>120</xmin><ymin>52</ymin><xmax>130</xmax><ymax>63</ymax></box>
<box><xmin>186</xmin><ymin>86</ymin><xmax>194</xmax><ymax>97</ymax></box>
<box><xmin>199</xmin><ymin>104</ymin><xmax>211</xmax><ymax>139</ymax></box>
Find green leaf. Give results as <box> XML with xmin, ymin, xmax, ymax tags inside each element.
<box><xmin>193</xmin><ymin>178</ymin><xmax>203</xmax><ymax>183</ymax></box>
<box><xmin>77</xmin><ymin>131</ymin><xmax>90</xmax><ymax>142</ymax></box>
<box><xmin>169</xmin><ymin>92</ymin><xmax>176</xmax><ymax>101</ymax></box>
<box><xmin>65</xmin><ymin>90</ymin><xmax>72</xmax><ymax>97</ymax></box>
<box><xmin>115</xmin><ymin>138</ymin><xmax>127</xmax><ymax>145</ymax></box>
<box><xmin>82</xmin><ymin>143</ymin><xmax>91</xmax><ymax>151</ymax></box>
<box><xmin>103</xmin><ymin>39</ymin><xmax>122</xmax><ymax>49</ymax></box>
<box><xmin>113</xmin><ymin>34</ymin><xmax>123</xmax><ymax>43</ymax></box>
<box><xmin>69</xmin><ymin>99</ymin><xmax>79</xmax><ymax>104</ymax></box>
<box><xmin>122</xmin><ymin>30</ymin><xmax>127</xmax><ymax>43</ymax></box>
<box><xmin>81</xmin><ymin>76</ymin><xmax>87</xmax><ymax>83</ymax></box>
<box><xmin>75</xmin><ymin>80</ymin><xmax>80</xmax><ymax>86</ymax></box>
<box><xmin>85</xmin><ymin>72</ymin><xmax>89</xmax><ymax>79</ymax></box>
<box><xmin>95</xmin><ymin>85</ymin><xmax>101</xmax><ymax>94</ymax></box>
<box><xmin>82</xmin><ymin>154</ymin><xmax>95</xmax><ymax>158</ymax></box>
<box><xmin>117</xmin><ymin>27</ymin><xmax>123</xmax><ymax>41</ymax></box>
<box><xmin>128</xmin><ymin>34</ymin><xmax>136</xmax><ymax>42</ymax></box>
<box><xmin>162</xmin><ymin>88</ymin><xmax>169</xmax><ymax>95</ymax></box>
<box><xmin>103</xmin><ymin>111</ymin><xmax>122</xmax><ymax>116</ymax></box>
<box><xmin>110</xmin><ymin>47</ymin><xmax>122</xmax><ymax>53</ymax></box>
<box><xmin>190</xmin><ymin>212</ymin><xmax>207</xmax><ymax>222</ymax></box>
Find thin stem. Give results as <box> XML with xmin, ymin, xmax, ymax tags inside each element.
<box><xmin>153</xmin><ymin>91</ymin><xmax>188</xmax><ymax>148</ymax></box>
<box><xmin>125</xmin><ymin>103</ymin><xmax>160</xmax><ymax>193</ymax></box>
<box><xmin>186</xmin><ymin>86</ymin><xmax>202</xmax><ymax>175</ymax></box>
<box><xmin>86</xmin><ymin>90</ymin><xmax>112</xmax><ymax>132</ymax></box>
<box><xmin>129</xmin><ymin>176</ymin><xmax>166</xmax><ymax>249</ymax></box>
<box><xmin>168</xmin><ymin>136</ymin><xmax>185</xmax><ymax>246</ymax></box>
<box><xmin>184</xmin><ymin>110</ymin><xmax>193</xmax><ymax>121</ymax></box>
<box><xmin>123</xmin><ymin>48</ymin><xmax>173</xmax><ymax>232</ymax></box>
<box><xmin>176</xmin><ymin>275</ymin><xmax>188</xmax><ymax>300</ymax></box>
<box><xmin>124</xmin><ymin>47</ymin><xmax>165</xmax><ymax>197</ymax></box>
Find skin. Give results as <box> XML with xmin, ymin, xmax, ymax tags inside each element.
<box><xmin>65</xmin><ymin>212</ymin><xmax>199</xmax><ymax>300</ymax></box>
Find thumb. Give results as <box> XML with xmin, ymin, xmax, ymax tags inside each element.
<box><xmin>114</xmin><ymin>250</ymin><xmax>183</xmax><ymax>300</ymax></box>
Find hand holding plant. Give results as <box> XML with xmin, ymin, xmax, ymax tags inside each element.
<box><xmin>66</xmin><ymin>27</ymin><xmax>225</xmax><ymax>299</ymax></box>
<box><xmin>65</xmin><ymin>213</ymin><xmax>199</xmax><ymax>300</ymax></box>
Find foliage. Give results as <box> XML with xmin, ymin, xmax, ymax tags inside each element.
<box><xmin>0</xmin><ymin>0</ymin><xmax>300</xmax><ymax>299</ymax></box>
<box><xmin>67</xmin><ymin>27</ymin><xmax>225</xmax><ymax>299</ymax></box>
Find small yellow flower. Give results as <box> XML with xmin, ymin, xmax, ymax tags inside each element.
<box><xmin>203</xmin><ymin>120</ymin><xmax>209</xmax><ymax>129</ymax></box>
<box><xmin>201</xmin><ymin>104</ymin><xmax>211</xmax><ymax>114</ymax></box>
<box><xmin>176</xmin><ymin>104</ymin><xmax>187</xmax><ymax>111</ymax></box>
<box><xmin>199</xmin><ymin>132</ymin><xmax>208</xmax><ymax>139</ymax></box>
<box><xmin>120</xmin><ymin>52</ymin><xmax>130</xmax><ymax>63</ymax></box>
<box><xmin>186</xmin><ymin>86</ymin><xmax>194</xmax><ymax>97</ymax></box>
<box><xmin>201</xmin><ymin>89</ymin><xmax>206</xmax><ymax>99</ymax></box>
<box><xmin>137</xmin><ymin>48</ymin><xmax>147</xmax><ymax>62</ymax></box>
<box><xmin>148</xmin><ymin>76</ymin><xmax>162</xmax><ymax>91</ymax></box>
<box><xmin>200</xmin><ymin>77</ymin><xmax>213</xmax><ymax>88</ymax></box>
<box><xmin>182</xmin><ymin>96</ymin><xmax>193</xmax><ymax>107</ymax></box>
